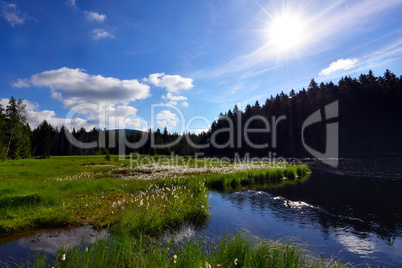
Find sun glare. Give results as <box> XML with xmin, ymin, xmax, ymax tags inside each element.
<box><xmin>268</xmin><ymin>12</ymin><xmax>308</xmax><ymax>54</ymax></box>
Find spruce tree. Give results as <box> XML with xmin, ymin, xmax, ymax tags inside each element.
<box><xmin>32</xmin><ymin>120</ymin><xmax>54</xmax><ymax>158</ymax></box>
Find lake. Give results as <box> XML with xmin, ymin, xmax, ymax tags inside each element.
<box><xmin>1</xmin><ymin>158</ymin><xmax>401</xmax><ymax>266</ymax></box>
<box><xmin>164</xmin><ymin>158</ymin><xmax>402</xmax><ymax>266</ymax></box>
<box><xmin>190</xmin><ymin>158</ymin><xmax>402</xmax><ymax>266</ymax></box>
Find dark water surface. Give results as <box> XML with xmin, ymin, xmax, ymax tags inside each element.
<box><xmin>288</xmin><ymin>158</ymin><xmax>402</xmax><ymax>179</ymax></box>
<box><xmin>200</xmin><ymin>175</ymin><xmax>402</xmax><ymax>266</ymax></box>
<box><xmin>1</xmin><ymin>158</ymin><xmax>401</xmax><ymax>266</ymax></box>
<box><xmin>195</xmin><ymin>158</ymin><xmax>402</xmax><ymax>266</ymax></box>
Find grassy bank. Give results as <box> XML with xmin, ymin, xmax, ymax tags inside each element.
<box><xmin>0</xmin><ymin>155</ymin><xmax>309</xmax><ymax>235</ymax></box>
<box><xmin>22</xmin><ymin>232</ymin><xmax>348</xmax><ymax>268</ymax></box>
<box><xmin>0</xmin><ymin>156</ymin><xmax>209</xmax><ymax>234</ymax></box>
<box><xmin>204</xmin><ymin>163</ymin><xmax>310</xmax><ymax>192</ymax></box>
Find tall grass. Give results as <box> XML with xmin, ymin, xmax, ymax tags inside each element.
<box><xmin>204</xmin><ymin>163</ymin><xmax>310</xmax><ymax>191</ymax></box>
<box><xmin>20</xmin><ymin>232</ymin><xmax>350</xmax><ymax>268</ymax></box>
<box><xmin>0</xmin><ymin>176</ymin><xmax>209</xmax><ymax>234</ymax></box>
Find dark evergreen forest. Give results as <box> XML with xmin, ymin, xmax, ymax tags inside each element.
<box><xmin>1</xmin><ymin>70</ymin><xmax>401</xmax><ymax>159</ymax></box>
<box><xmin>205</xmin><ymin>70</ymin><xmax>402</xmax><ymax>158</ymax></box>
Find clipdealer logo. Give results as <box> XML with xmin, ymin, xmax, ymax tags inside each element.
<box><xmin>302</xmin><ymin>101</ymin><xmax>339</xmax><ymax>167</ymax></box>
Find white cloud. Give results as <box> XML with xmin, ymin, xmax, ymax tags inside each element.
<box><xmin>193</xmin><ymin>128</ymin><xmax>209</xmax><ymax>135</ymax></box>
<box><xmin>162</xmin><ymin>92</ymin><xmax>187</xmax><ymax>101</ymax></box>
<box><xmin>11</xmin><ymin>67</ymin><xmax>150</xmax><ymax>108</ymax></box>
<box><xmin>146</xmin><ymin>74</ymin><xmax>193</xmax><ymax>107</ymax></box>
<box><xmin>85</xmin><ymin>11</ymin><xmax>106</xmax><ymax>22</ymax></box>
<box><xmin>11</xmin><ymin>78</ymin><xmax>30</xmax><ymax>88</ymax></box>
<box><xmin>144</xmin><ymin>73</ymin><xmax>193</xmax><ymax>93</ymax></box>
<box><xmin>106</xmin><ymin>104</ymin><xmax>137</xmax><ymax>117</ymax></box>
<box><xmin>319</xmin><ymin>58</ymin><xmax>358</xmax><ymax>76</ymax></box>
<box><xmin>165</xmin><ymin>101</ymin><xmax>177</xmax><ymax>106</ymax></box>
<box><xmin>0</xmin><ymin>98</ymin><xmax>147</xmax><ymax>130</ymax></box>
<box><xmin>155</xmin><ymin>110</ymin><xmax>179</xmax><ymax>131</ymax></box>
<box><xmin>92</xmin><ymin>28</ymin><xmax>115</xmax><ymax>40</ymax></box>
<box><xmin>0</xmin><ymin>98</ymin><xmax>8</xmax><ymax>109</ymax></box>
<box><xmin>161</xmin><ymin>92</ymin><xmax>189</xmax><ymax>107</ymax></box>
<box><xmin>91</xmin><ymin>104</ymin><xmax>146</xmax><ymax>130</ymax></box>
<box><xmin>0</xmin><ymin>1</ymin><xmax>32</xmax><ymax>27</ymax></box>
<box><xmin>9</xmin><ymin>69</ymin><xmax>195</xmax><ymax>131</ymax></box>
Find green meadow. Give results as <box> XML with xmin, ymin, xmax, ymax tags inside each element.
<box><xmin>0</xmin><ymin>155</ymin><xmax>352</xmax><ymax>267</ymax></box>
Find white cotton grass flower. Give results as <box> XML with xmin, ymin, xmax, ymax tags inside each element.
<box><xmin>205</xmin><ymin>261</ymin><xmax>211</xmax><ymax>268</ymax></box>
<box><xmin>61</xmin><ymin>253</ymin><xmax>66</xmax><ymax>261</ymax></box>
<box><xmin>234</xmin><ymin>258</ymin><xmax>238</xmax><ymax>265</ymax></box>
<box><xmin>173</xmin><ymin>254</ymin><xmax>177</xmax><ymax>263</ymax></box>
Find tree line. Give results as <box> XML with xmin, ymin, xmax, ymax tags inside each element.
<box><xmin>202</xmin><ymin>69</ymin><xmax>402</xmax><ymax>158</ymax></box>
<box><xmin>1</xmin><ymin>69</ymin><xmax>401</xmax><ymax>159</ymax></box>
<box><xmin>0</xmin><ymin>99</ymin><xmax>201</xmax><ymax>158</ymax></box>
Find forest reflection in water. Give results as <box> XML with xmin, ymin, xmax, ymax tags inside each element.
<box><xmin>202</xmin><ymin>167</ymin><xmax>402</xmax><ymax>267</ymax></box>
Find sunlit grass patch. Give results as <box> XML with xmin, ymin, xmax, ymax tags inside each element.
<box><xmin>113</xmin><ymin>178</ymin><xmax>209</xmax><ymax>236</ymax></box>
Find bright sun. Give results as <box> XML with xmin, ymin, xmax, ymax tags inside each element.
<box><xmin>268</xmin><ymin>12</ymin><xmax>308</xmax><ymax>54</ymax></box>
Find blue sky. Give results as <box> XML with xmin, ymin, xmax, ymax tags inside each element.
<box><xmin>1</xmin><ymin>0</ymin><xmax>402</xmax><ymax>133</ymax></box>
